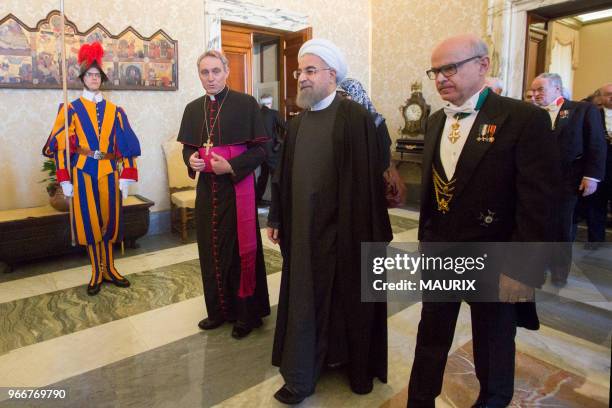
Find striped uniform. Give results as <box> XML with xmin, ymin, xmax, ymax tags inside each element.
<box><xmin>43</xmin><ymin>96</ymin><xmax>140</xmax><ymax>285</ymax></box>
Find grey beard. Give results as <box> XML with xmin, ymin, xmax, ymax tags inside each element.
<box><xmin>296</xmin><ymin>87</ymin><xmax>328</xmax><ymax>109</ymax></box>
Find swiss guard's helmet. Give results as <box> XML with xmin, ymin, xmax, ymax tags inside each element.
<box><xmin>77</xmin><ymin>42</ymin><xmax>108</xmax><ymax>83</ymax></box>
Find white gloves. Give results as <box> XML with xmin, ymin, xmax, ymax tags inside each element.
<box><xmin>60</xmin><ymin>181</ymin><xmax>73</xmax><ymax>198</ymax></box>
<box><xmin>119</xmin><ymin>179</ymin><xmax>135</xmax><ymax>199</ymax></box>
<box><xmin>60</xmin><ymin>180</ymin><xmax>135</xmax><ymax>199</ymax></box>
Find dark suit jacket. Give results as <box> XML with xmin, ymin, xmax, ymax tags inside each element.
<box><xmin>260</xmin><ymin>106</ymin><xmax>286</xmax><ymax>169</ymax></box>
<box><xmin>553</xmin><ymin>100</ymin><xmax>606</xmax><ymax>193</ymax></box>
<box><xmin>419</xmin><ymin>92</ymin><xmax>561</xmax><ymax>329</ymax></box>
<box><xmin>601</xmin><ymin>108</ymin><xmax>612</xmax><ymax>181</ymax></box>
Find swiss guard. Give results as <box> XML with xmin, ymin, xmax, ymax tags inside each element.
<box><xmin>43</xmin><ymin>42</ymin><xmax>141</xmax><ymax>296</ymax></box>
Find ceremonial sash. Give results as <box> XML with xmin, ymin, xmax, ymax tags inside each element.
<box><xmin>199</xmin><ymin>145</ymin><xmax>257</xmax><ymax>298</ymax></box>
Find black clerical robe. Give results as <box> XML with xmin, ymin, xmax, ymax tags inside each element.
<box><xmin>268</xmin><ymin>96</ymin><xmax>392</xmax><ymax>395</ymax></box>
<box><xmin>178</xmin><ymin>87</ymin><xmax>271</xmax><ymax>325</ymax></box>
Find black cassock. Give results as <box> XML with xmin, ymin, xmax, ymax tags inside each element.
<box><xmin>178</xmin><ymin>87</ymin><xmax>271</xmax><ymax>325</ymax></box>
<box><xmin>268</xmin><ymin>96</ymin><xmax>392</xmax><ymax>395</ymax></box>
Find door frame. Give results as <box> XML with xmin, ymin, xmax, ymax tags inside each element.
<box><xmin>489</xmin><ymin>0</ymin><xmax>611</xmax><ymax>98</ymax></box>
<box><xmin>204</xmin><ymin>0</ymin><xmax>309</xmax><ymax>51</ymax></box>
<box><xmin>221</xmin><ymin>21</ymin><xmax>290</xmax><ymax>116</ymax></box>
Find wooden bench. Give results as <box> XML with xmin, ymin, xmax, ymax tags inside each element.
<box><xmin>0</xmin><ymin>195</ymin><xmax>154</xmax><ymax>272</ymax></box>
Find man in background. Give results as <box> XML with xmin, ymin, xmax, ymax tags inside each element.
<box><xmin>256</xmin><ymin>94</ymin><xmax>285</xmax><ymax>204</ymax></box>
<box><xmin>531</xmin><ymin>73</ymin><xmax>606</xmax><ymax>285</ymax></box>
<box><xmin>577</xmin><ymin>83</ymin><xmax>612</xmax><ymax>248</ymax></box>
<box><xmin>485</xmin><ymin>76</ymin><xmax>503</xmax><ymax>95</ymax></box>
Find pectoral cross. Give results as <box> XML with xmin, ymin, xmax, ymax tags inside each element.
<box><xmin>203</xmin><ymin>138</ymin><xmax>213</xmax><ymax>155</ymax></box>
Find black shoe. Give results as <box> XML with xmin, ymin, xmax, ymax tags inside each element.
<box><xmin>87</xmin><ymin>282</ymin><xmax>102</xmax><ymax>296</ymax></box>
<box><xmin>231</xmin><ymin>317</ymin><xmax>264</xmax><ymax>339</ymax></box>
<box><xmin>231</xmin><ymin>325</ymin><xmax>252</xmax><ymax>339</ymax></box>
<box><xmin>273</xmin><ymin>384</ymin><xmax>311</xmax><ymax>405</ymax></box>
<box><xmin>198</xmin><ymin>318</ymin><xmax>225</xmax><ymax>330</ymax></box>
<box><xmin>551</xmin><ymin>278</ymin><xmax>567</xmax><ymax>288</ymax></box>
<box><xmin>585</xmin><ymin>242</ymin><xmax>603</xmax><ymax>250</ymax></box>
<box><xmin>103</xmin><ymin>276</ymin><xmax>131</xmax><ymax>287</ymax></box>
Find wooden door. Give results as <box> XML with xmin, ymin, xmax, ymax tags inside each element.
<box><xmin>221</xmin><ymin>24</ymin><xmax>253</xmax><ymax>94</ymax></box>
<box><xmin>281</xmin><ymin>27</ymin><xmax>312</xmax><ymax>121</ymax></box>
<box><xmin>523</xmin><ymin>13</ymin><xmax>548</xmax><ymax>94</ymax></box>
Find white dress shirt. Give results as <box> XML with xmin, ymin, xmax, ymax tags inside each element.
<box><xmin>439</xmin><ymin>88</ymin><xmax>484</xmax><ymax>179</ymax></box>
<box><xmin>311</xmin><ymin>91</ymin><xmax>336</xmax><ymax>111</ymax></box>
<box><xmin>543</xmin><ymin>96</ymin><xmax>564</xmax><ymax>129</ymax></box>
<box><xmin>604</xmin><ymin>107</ymin><xmax>612</xmax><ymax>135</ymax></box>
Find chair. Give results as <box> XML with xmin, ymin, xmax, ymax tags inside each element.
<box><xmin>162</xmin><ymin>137</ymin><xmax>197</xmax><ymax>242</ymax></box>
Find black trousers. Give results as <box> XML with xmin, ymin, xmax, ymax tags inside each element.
<box><xmin>550</xmin><ymin>192</ymin><xmax>579</xmax><ymax>282</ymax></box>
<box><xmin>407</xmin><ymin>302</ymin><xmax>517</xmax><ymax>408</ymax></box>
<box><xmin>256</xmin><ymin>163</ymin><xmax>272</xmax><ymax>202</ymax></box>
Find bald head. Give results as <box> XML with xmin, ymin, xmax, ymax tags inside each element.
<box><xmin>429</xmin><ymin>34</ymin><xmax>490</xmax><ymax>106</ymax></box>
<box><xmin>600</xmin><ymin>83</ymin><xmax>612</xmax><ymax>109</ymax></box>
<box><xmin>432</xmin><ymin>34</ymin><xmax>489</xmax><ymax>62</ymax></box>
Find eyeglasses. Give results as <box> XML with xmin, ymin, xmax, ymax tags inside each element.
<box><xmin>426</xmin><ymin>55</ymin><xmax>483</xmax><ymax>80</ymax></box>
<box><xmin>292</xmin><ymin>67</ymin><xmax>332</xmax><ymax>80</ymax></box>
<box><xmin>85</xmin><ymin>72</ymin><xmax>102</xmax><ymax>78</ymax></box>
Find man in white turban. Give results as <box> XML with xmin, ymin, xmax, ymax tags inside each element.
<box><xmin>267</xmin><ymin>38</ymin><xmax>392</xmax><ymax>404</ymax></box>
<box><xmin>298</xmin><ymin>38</ymin><xmax>348</xmax><ymax>83</ymax></box>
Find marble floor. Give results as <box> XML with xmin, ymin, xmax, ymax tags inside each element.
<box><xmin>0</xmin><ymin>207</ymin><xmax>609</xmax><ymax>407</ymax></box>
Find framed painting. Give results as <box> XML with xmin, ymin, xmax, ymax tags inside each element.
<box><xmin>0</xmin><ymin>10</ymin><xmax>178</xmax><ymax>90</ymax></box>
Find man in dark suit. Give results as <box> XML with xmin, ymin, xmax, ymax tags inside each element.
<box><xmin>600</xmin><ymin>84</ymin><xmax>612</xmax><ymax>227</ymax></box>
<box><xmin>531</xmin><ymin>74</ymin><xmax>607</xmax><ymax>285</ymax></box>
<box><xmin>256</xmin><ymin>94</ymin><xmax>286</xmax><ymax>204</ymax></box>
<box><xmin>587</xmin><ymin>84</ymin><xmax>612</xmax><ymax>243</ymax></box>
<box><xmin>407</xmin><ymin>34</ymin><xmax>559</xmax><ymax>408</ymax></box>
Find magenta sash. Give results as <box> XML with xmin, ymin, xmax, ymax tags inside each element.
<box><xmin>199</xmin><ymin>145</ymin><xmax>257</xmax><ymax>298</ymax></box>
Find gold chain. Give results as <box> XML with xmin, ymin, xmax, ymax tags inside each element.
<box><xmin>432</xmin><ymin>166</ymin><xmax>456</xmax><ymax>214</ymax></box>
<box><xmin>200</xmin><ymin>88</ymin><xmax>229</xmax><ymax>152</ymax></box>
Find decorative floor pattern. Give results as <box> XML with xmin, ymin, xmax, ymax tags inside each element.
<box><xmin>0</xmin><ymin>248</ymin><xmax>283</xmax><ymax>356</ymax></box>
<box><xmin>389</xmin><ymin>214</ymin><xmax>419</xmax><ymax>234</ymax></box>
<box><xmin>0</xmin><ymin>210</ymin><xmax>609</xmax><ymax>408</ymax></box>
<box><xmin>382</xmin><ymin>339</ymin><xmax>609</xmax><ymax>407</ymax></box>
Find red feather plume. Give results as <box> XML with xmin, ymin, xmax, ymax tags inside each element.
<box><xmin>77</xmin><ymin>42</ymin><xmax>104</xmax><ymax>66</ymax></box>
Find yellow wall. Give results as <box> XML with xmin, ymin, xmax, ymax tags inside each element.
<box><xmin>371</xmin><ymin>0</ymin><xmax>487</xmax><ymax>145</ymax></box>
<box><xmin>0</xmin><ymin>0</ymin><xmax>370</xmax><ymax>211</ymax></box>
<box><xmin>573</xmin><ymin>19</ymin><xmax>612</xmax><ymax>100</ymax></box>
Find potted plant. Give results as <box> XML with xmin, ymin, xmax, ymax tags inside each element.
<box><xmin>41</xmin><ymin>158</ymin><xmax>70</xmax><ymax>212</ymax></box>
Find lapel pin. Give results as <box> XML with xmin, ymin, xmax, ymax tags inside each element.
<box><xmin>559</xmin><ymin>110</ymin><xmax>569</xmax><ymax>119</ymax></box>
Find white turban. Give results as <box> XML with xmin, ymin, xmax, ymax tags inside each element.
<box><xmin>298</xmin><ymin>39</ymin><xmax>347</xmax><ymax>84</ymax></box>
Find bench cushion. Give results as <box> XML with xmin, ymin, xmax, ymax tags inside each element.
<box><xmin>171</xmin><ymin>190</ymin><xmax>196</xmax><ymax>208</ymax></box>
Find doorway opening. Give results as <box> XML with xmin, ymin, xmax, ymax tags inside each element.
<box><xmin>221</xmin><ymin>22</ymin><xmax>312</xmax><ymax>121</ymax></box>
<box><xmin>523</xmin><ymin>1</ymin><xmax>612</xmax><ymax>100</ymax></box>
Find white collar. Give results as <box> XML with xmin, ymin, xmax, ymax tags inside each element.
<box><xmin>543</xmin><ymin>96</ymin><xmax>564</xmax><ymax>112</ymax></box>
<box><xmin>604</xmin><ymin>107</ymin><xmax>612</xmax><ymax>117</ymax></box>
<box><xmin>82</xmin><ymin>89</ymin><xmax>103</xmax><ymax>103</ymax></box>
<box><xmin>443</xmin><ymin>86</ymin><xmax>485</xmax><ymax>117</ymax></box>
<box><xmin>311</xmin><ymin>91</ymin><xmax>336</xmax><ymax>111</ymax></box>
